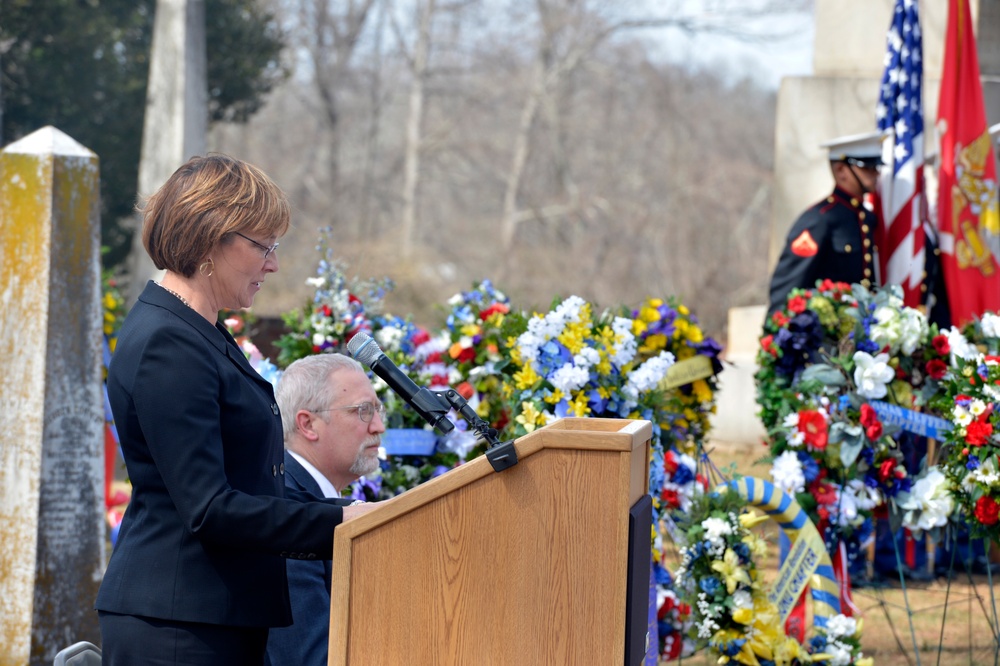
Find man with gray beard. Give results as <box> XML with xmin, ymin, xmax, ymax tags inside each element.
<box><xmin>266</xmin><ymin>353</ymin><xmax>386</xmax><ymax>665</ymax></box>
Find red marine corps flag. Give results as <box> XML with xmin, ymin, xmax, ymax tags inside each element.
<box><xmin>937</xmin><ymin>0</ymin><xmax>1000</xmax><ymax>325</ymax></box>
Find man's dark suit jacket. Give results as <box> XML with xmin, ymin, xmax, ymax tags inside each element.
<box><xmin>266</xmin><ymin>452</ymin><xmax>336</xmax><ymax>665</ymax></box>
<box><xmin>96</xmin><ymin>282</ymin><xmax>351</xmax><ymax>628</ymax></box>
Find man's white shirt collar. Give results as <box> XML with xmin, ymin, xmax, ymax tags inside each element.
<box><xmin>286</xmin><ymin>449</ymin><xmax>339</xmax><ymax>498</ymax></box>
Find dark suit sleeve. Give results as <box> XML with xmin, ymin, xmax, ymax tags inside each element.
<box><xmin>265</xmin><ymin>558</ymin><xmax>332</xmax><ymax>665</ymax></box>
<box><xmin>127</xmin><ymin>324</ymin><xmax>343</xmax><ymax>555</ymax></box>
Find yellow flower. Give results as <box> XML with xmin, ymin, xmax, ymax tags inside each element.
<box><xmin>568</xmin><ymin>392</ymin><xmax>591</xmax><ymax>417</ymax></box>
<box><xmin>692</xmin><ymin>379</ymin><xmax>713</xmax><ymax>403</ymax></box>
<box><xmin>731</xmin><ymin>607</ymin><xmax>754</xmax><ymax>625</ymax></box>
<box><xmin>739</xmin><ymin>511</ymin><xmax>769</xmax><ymax>529</ymax></box>
<box><xmin>515</xmin><ymin>402</ymin><xmax>544</xmax><ymax>433</ymax></box>
<box><xmin>507</xmin><ymin>339</ymin><xmax>522</xmax><ymax>365</ymax></box>
<box><xmin>711</xmin><ymin>548</ymin><xmax>752</xmax><ymax>594</ymax></box>
<box><xmin>544</xmin><ymin>389</ymin><xmax>565</xmax><ymax>405</ymax></box>
<box><xmin>513</xmin><ymin>364</ymin><xmax>541</xmax><ymax>390</ymax></box>
<box><xmin>639</xmin><ymin>332</ymin><xmax>668</xmax><ymax>354</ymax></box>
<box><xmin>743</xmin><ymin>533</ymin><xmax>769</xmax><ymax>561</ymax></box>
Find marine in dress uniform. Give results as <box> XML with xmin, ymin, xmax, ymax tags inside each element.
<box><xmin>768</xmin><ymin>132</ymin><xmax>883</xmax><ymax>315</ymax></box>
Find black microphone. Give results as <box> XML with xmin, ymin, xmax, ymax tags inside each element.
<box><xmin>346</xmin><ymin>333</ymin><xmax>455</xmax><ymax>434</ymax></box>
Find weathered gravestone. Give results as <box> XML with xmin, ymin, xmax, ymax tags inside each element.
<box><xmin>0</xmin><ymin>127</ymin><xmax>104</xmax><ymax>665</ymax></box>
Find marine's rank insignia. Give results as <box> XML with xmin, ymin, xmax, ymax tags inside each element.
<box><xmin>791</xmin><ymin>230</ymin><xmax>818</xmax><ymax>257</ymax></box>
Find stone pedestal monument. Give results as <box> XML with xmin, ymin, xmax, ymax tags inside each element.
<box><xmin>715</xmin><ymin>0</ymin><xmax>1000</xmax><ymax>445</ymax></box>
<box><xmin>0</xmin><ymin>127</ymin><xmax>104</xmax><ymax>665</ymax></box>
<box><xmin>770</xmin><ymin>0</ymin><xmax>1000</xmax><ymax>264</ymax></box>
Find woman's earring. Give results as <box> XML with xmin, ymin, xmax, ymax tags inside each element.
<box><xmin>199</xmin><ymin>259</ymin><xmax>215</xmax><ymax>277</ymax></box>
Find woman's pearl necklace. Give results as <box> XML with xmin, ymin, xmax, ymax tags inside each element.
<box><xmin>157</xmin><ymin>282</ymin><xmax>191</xmax><ymax>308</ymax></box>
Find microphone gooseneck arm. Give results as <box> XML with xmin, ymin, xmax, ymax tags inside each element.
<box><xmin>433</xmin><ymin>388</ymin><xmax>517</xmax><ymax>472</ymax></box>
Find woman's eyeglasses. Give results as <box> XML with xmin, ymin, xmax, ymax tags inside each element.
<box><xmin>235</xmin><ymin>232</ymin><xmax>279</xmax><ymax>260</ymax></box>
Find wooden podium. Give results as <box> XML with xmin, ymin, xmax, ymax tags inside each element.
<box><xmin>327</xmin><ymin>417</ymin><xmax>652</xmax><ymax>665</ymax></box>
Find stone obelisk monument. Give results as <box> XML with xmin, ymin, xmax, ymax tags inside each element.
<box><xmin>0</xmin><ymin>127</ymin><xmax>104</xmax><ymax>665</ymax></box>
<box><xmin>126</xmin><ymin>0</ymin><xmax>207</xmax><ymax>305</ymax></box>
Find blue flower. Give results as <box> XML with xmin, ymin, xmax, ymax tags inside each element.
<box><xmin>797</xmin><ymin>451</ymin><xmax>820</xmax><ymax>482</ymax></box>
<box><xmin>653</xmin><ymin>561</ymin><xmax>673</xmax><ymax>585</ymax></box>
<box><xmin>699</xmin><ymin>576</ymin><xmax>721</xmax><ymax>594</ymax></box>
<box><xmin>967</xmin><ymin>454</ymin><xmax>981</xmax><ymax>470</ymax></box>
<box><xmin>774</xmin><ymin>311</ymin><xmax>824</xmax><ymax>378</ymax></box>
<box><xmin>671</xmin><ymin>461</ymin><xmax>694</xmax><ymax>486</ymax></box>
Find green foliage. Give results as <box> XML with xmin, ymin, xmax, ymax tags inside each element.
<box><xmin>1</xmin><ymin>0</ymin><xmax>285</xmax><ymax>266</ymax></box>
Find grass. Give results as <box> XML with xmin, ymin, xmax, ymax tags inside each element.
<box><xmin>660</xmin><ymin>440</ymin><xmax>1000</xmax><ymax>666</ymax></box>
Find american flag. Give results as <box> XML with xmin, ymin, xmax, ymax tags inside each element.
<box><xmin>875</xmin><ymin>0</ymin><xmax>927</xmax><ymax>307</ymax></box>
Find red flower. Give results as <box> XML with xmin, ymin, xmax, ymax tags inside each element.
<box><xmin>760</xmin><ymin>334</ymin><xmax>778</xmax><ymax>357</ymax></box>
<box><xmin>975</xmin><ymin>496</ymin><xmax>1000</xmax><ymax>526</ymax></box>
<box><xmin>878</xmin><ymin>459</ymin><xmax>897</xmax><ymax>482</ymax></box>
<box><xmin>479</xmin><ymin>302</ymin><xmax>510</xmax><ymax>320</ymax></box>
<box><xmin>860</xmin><ymin>403</ymin><xmax>879</xmax><ymax>427</ymax></box>
<box><xmin>787</xmin><ymin>295</ymin><xmax>808</xmax><ymax>314</ymax></box>
<box><xmin>810</xmin><ymin>479</ymin><xmax>837</xmax><ymax>505</ymax></box>
<box><xmin>965</xmin><ymin>419</ymin><xmax>993</xmax><ymax>446</ymax></box>
<box><xmin>772</xmin><ymin>312</ymin><xmax>790</xmax><ymax>327</ymax></box>
<box><xmin>860</xmin><ymin>404</ymin><xmax>883</xmax><ymax>440</ymax></box>
<box><xmin>660</xmin><ymin>488</ymin><xmax>680</xmax><ymax>509</ymax></box>
<box><xmin>456</xmin><ymin>381</ymin><xmax>476</xmax><ymax>400</ymax></box>
<box><xmin>798</xmin><ymin>410</ymin><xmax>828</xmax><ymax>450</ymax></box>
<box><xmin>425</xmin><ymin>351</ymin><xmax>443</xmax><ymax>364</ymax></box>
<box><xmin>932</xmin><ymin>334</ymin><xmax>950</xmax><ymax>355</ymax></box>
<box><xmin>663</xmin><ymin>450</ymin><xmax>679</xmax><ymax>474</ymax></box>
<box><xmin>925</xmin><ymin>359</ymin><xmax>948</xmax><ymax>380</ymax></box>
<box><xmin>412</xmin><ymin>329</ymin><xmax>431</xmax><ymax>346</ymax></box>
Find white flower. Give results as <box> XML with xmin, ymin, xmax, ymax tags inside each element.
<box><xmin>305</xmin><ymin>276</ymin><xmax>325</xmax><ymax>288</ymax></box>
<box><xmin>970</xmin><ymin>399</ymin><xmax>988</xmax><ymax>417</ymax></box>
<box><xmin>953</xmin><ymin>404</ymin><xmax>973</xmax><ymax>427</ymax></box>
<box><xmin>982</xmin><ymin>312</ymin><xmax>1000</xmax><ymax>339</ymax></box>
<box><xmin>945</xmin><ymin>326</ymin><xmax>977</xmax><ymax>361</ymax></box>
<box><xmin>869</xmin><ymin>305</ymin><xmax>902</xmax><ymax>351</ymax></box>
<box><xmin>771</xmin><ymin>450</ymin><xmax>805</xmax><ymax>494</ymax></box>
<box><xmin>899</xmin><ymin>307</ymin><xmax>929</xmax><ymax>355</ymax></box>
<box><xmin>549</xmin><ymin>363</ymin><xmax>590</xmax><ymax>394</ymax></box>
<box><xmin>700</xmin><ymin>517</ymin><xmax>733</xmax><ymax>549</ymax></box>
<box><xmin>828</xmin><ymin>480</ymin><xmax>881</xmax><ymax>529</ymax></box>
<box><xmin>898</xmin><ymin>467</ymin><xmax>955</xmax><ymax>533</ymax></box>
<box><xmin>575</xmin><ymin>347</ymin><xmax>601</xmax><ymax>367</ymax></box>
<box><xmin>610</xmin><ymin>316</ymin><xmax>638</xmax><ymax>366</ymax></box>
<box><xmin>624</xmin><ymin>351</ymin><xmax>675</xmax><ymax>399</ymax></box>
<box><xmin>853</xmin><ymin>351</ymin><xmax>895</xmax><ymax>399</ymax></box>
<box><xmin>731</xmin><ymin>589</ymin><xmax>753</xmax><ymax>610</ymax></box>
<box><xmin>826</xmin><ymin>641</ymin><xmax>853</xmax><ymax>666</ymax></box>
<box><xmin>824</xmin><ymin>614</ymin><xmax>857</xmax><ymax>639</ymax></box>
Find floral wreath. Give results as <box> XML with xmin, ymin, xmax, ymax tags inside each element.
<box><xmin>675</xmin><ymin>486</ymin><xmax>871</xmax><ymax>666</ymax></box>
<box><xmin>756</xmin><ymin>281</ymin><xmax>952</xmax><ymax>556</ymax></box>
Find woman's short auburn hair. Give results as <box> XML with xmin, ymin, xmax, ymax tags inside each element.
<box><xmin>141</xmin><ymin>154</ymin><xmax>291</xmax><ymax>277</ymax></box>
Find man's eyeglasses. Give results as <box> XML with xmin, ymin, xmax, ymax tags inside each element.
<box><xmin>315</xmin><ymin>401</ymin><xmax>386</xmax><ymax>424</ymax></box>
<box><xmin>235</xmin><ymin>232</ymin><xmax>279</xmax><ymax>260</ymax></box>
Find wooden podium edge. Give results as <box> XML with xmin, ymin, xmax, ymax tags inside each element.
<box><xmin>327</xmin><ymin>417</ymin><xmax>652</xmax><ymax>664</ymax></box>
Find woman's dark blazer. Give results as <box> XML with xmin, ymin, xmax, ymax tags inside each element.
<box><xmin>95</xmin><ymin>282</ymin><xmax>350</xmax><ymax>628</ymax></box>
